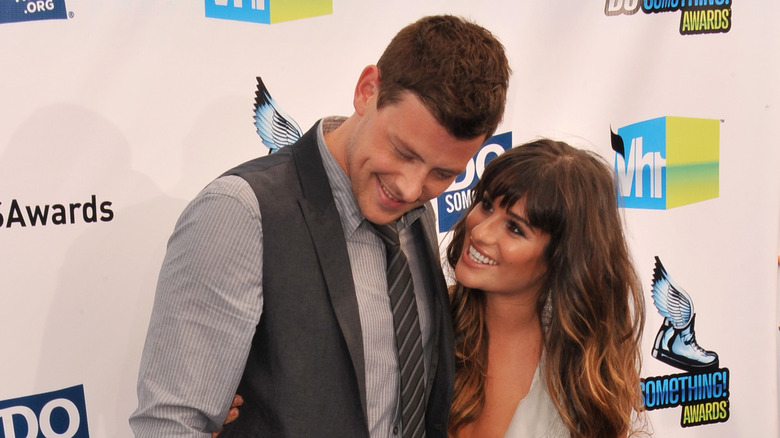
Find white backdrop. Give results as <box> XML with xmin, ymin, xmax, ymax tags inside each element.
<box><xmin>1</xmin><ymin>1</ymin><xmax>778</xmax><ymax>436</ymax></box>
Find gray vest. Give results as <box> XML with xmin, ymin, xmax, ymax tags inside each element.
<box><xmin>217</xmin><ymin>125</ymin><xmax>454</xmax><ymax>437</ymax></box>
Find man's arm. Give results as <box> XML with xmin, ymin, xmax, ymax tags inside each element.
<box><xmin>130</xmin><ymin>176</ymin><xmax>263</xmax><ymax>437</ymax></box>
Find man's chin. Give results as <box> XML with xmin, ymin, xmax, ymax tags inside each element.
<box><xmin>364</xmin><ymin>213</ymin><xmax>399</xmax><ymax>225</ymax></box>
<box><xmin>363</xmin><ymin>205</ymin><xmax>408</xmax><ymax>225</ymax></box>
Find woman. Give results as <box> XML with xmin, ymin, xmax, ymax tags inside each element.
<box><xmin>446</xmin><ymin>139</ymin><xmax>646</xmax><ymax>438</ymax></box>
<box><xmin>219</xmin><ymin>139</ymin><xmax>646</xmax><ymax>437</ymax></box>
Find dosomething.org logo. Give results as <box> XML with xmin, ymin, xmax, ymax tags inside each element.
<box><xmin>0</xmin><ymin>385</ymin><xmax>89</xmax><ymax>437</ymax></box>
<box><xmin>205</xmin><ymin>0</ymin><xmax>331</xmax><ymax>24</ymax></box>
<box><xmin>604</xmin><ymin>0</ymin><xmax>732</xmax><ymax>35</ymax></box>
<box><xmin>436</xmin><ymin>132</ymin><xmax>512</xmax><ymax>233</ymax></box>
<box><xmin>0</xmin><ymin>0</ymin><xmax>67</xmax><ymax>25</ymax></box>
<box><xmin>611</xmin><ymin>116</ymin><xmax>719</xmax><ymax>210</ymax></box>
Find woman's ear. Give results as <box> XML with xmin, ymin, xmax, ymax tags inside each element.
<box><xmin>353</xmin><ymin>65</ymin><xmax>380</xmax><ymax>115</ymax></box>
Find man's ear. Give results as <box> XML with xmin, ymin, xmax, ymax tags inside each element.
<box><xmin>353</xmin><ymin>65</ymin><xmax>380</xmax><ymax>116</ymax></box>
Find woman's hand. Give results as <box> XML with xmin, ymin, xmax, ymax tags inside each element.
<box><xmin>211</xmin><ymin>394</ymin><xmax>244</xmax><ymax>438</ymax></box>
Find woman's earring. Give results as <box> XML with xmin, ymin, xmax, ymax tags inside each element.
<box><xmin>542</xmin><ymin>293</ymin><xmax>553</xmax><ymax>332</ymax></box>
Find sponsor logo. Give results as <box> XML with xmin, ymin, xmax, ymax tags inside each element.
<box><xmin>641</xmin><ymin>257</ymin><xmax>730</xmax><ymax>428</ymax></box>
<box><xmin>436</xmin><ymin>133</ymin><xmax>512</xmax><ymax>233</ymax></box>
<box><xmin>205</xmin><ymin>0</ymin><xmax>332</xmax><ymax>24</ymax></box>
<box><xmin>0</xmin><ymin>385</ymin><xmax>90</xmax><ymax>437</ymax></box>
<box><xmin>0</xmin><ymin>195</ymin><xmax>114</xmax><ymax>228</ymax></box>
<box><xmin>604</xmin><ymin>0</ymin><xmax>732</xmax><ymax>35</ymax></box>
<box><xmin>611</xmin><ymin>116</ymin><xmax>719</xmax><ymax>209</ymax></box>
<box><xmin>0</xmin><ymin>0</ymin><xmax>68</xmax><ymax>25</ymax></box>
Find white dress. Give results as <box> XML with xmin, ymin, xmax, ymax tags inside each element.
<box><xmin>502</xmin><ymin>363</ymin><xmax>571</xmax><ymax>438</ymax></box>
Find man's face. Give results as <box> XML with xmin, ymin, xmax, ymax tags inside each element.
<box><xmin>344</xmin><ymin>90</ymin><xmax>485</xmax><ymax>225</ymax></box>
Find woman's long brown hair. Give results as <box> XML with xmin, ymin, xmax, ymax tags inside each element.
<box><xmin>446</xmin><ymin>139</ymin><xmax>646</xmax><ymax>437</ymax></box>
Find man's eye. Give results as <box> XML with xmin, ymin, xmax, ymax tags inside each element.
<box><xmin>395</xmin><ymin>148</ymin><xmax>413</xmax><ymax>160</ymax></box>
<box><xmin>435</xmin><ymin>170</ymin><xmax>454</xmax><ymax>180</ymax></box>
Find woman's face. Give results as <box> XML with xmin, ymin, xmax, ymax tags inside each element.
<box><xmin>454</xmin><ymin>193</ymin><xmax>550</xmax><ymax>298</ymax></box>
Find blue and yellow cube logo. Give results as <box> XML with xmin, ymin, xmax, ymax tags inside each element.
<box><xmin>205</xmin><ymin>0</ymin><xmax>331</xmax><ymax>24</ymax></box>
<box><xmin>612</xmin><ymin>116</ymin><xmax>719</xmax><ymax>209</ymax></box>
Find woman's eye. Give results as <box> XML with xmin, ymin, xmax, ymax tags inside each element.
<box><xmin>507</xmin><ymin>221</ymin><xmax>525</xmax><ymax>237</ymax></box>
<box><xmin>480</xmin><ymin>198</ymin><xmax>493</xmax><ymax>212</ymax></box>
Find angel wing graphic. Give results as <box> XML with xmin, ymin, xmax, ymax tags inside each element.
<box><xmin>651</xmin><ymin>256</ymin><xmax>694</xmax><ymax>329</ymax></box>
<box><xmin>253</xmin><ymin>76</ymin><xmax>303</xmax><ymax>153</ymax></box>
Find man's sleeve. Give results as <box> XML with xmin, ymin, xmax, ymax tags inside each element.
<box><xmin>130</xmin><ymin>176</ymin><xmax>264</xmax><ymax>437</ymax></box>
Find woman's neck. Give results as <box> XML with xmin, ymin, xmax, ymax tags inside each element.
<box><xmin>455</xmin><ymin>293</ymin><xmax>544</xmax><ymax>438</ymax></box>
<box><xmin>484</xmin><ymin>292</ymin><xmax>540</xmax><ymax>338</ymax></box>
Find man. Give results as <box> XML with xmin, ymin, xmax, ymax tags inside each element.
<box><xmin>130</xmin><ymin>15</ymin><xmax>509</xmax><ymax>438</ymax></box>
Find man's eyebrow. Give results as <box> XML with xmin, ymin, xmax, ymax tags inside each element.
<box><xmin>395</xmin><ymin>137</ymin><xmax>422</xmax><ymax>160</ymax></box>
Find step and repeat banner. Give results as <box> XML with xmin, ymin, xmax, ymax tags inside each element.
<box><xmin>1</xmin><ymin>1</ymin><xmax>778</xmax><ymax>437</ymax></box>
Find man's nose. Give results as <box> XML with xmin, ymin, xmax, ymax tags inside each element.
<box><xmin>395</xmin><ymin>165</ymin><xmax>427</xmax><ymax>203</ymax></box>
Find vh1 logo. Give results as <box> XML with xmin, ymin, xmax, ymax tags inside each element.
<box><xmin>436</xmin><ymin>132</ymin><xmax>512</xmax><ymax>232</ymax></box>
<box><xmin>205</xmin><ymin>0</ymin><xmax>332</xmax><ymax>24</ymax></box>
<box><xmin>0</xmin><ymin>385</ymin><xmax>89</xmax><ymax>438</ymax></box>
<box><xmin>612</xmin><ymin>116</ymin><xmax>719</xmax><ymax>210</ymax></box>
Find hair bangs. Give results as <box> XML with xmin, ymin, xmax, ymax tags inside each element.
<box><xmin>475</xmin><ymin>149</ymin><xmax>567</xmax><ymax>237</ymax></box>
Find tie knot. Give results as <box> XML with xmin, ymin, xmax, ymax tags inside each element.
<box><xmin>369</xmin><ymin>222</ymin><xmax>400</xmax><ymax>247</ymax></box>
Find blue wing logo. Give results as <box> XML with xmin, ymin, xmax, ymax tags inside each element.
<box><xmin>253</xmin><ymin>76</ymin><xmax>302</xmax><ymax>154</ymax></box>
<box><xmin>650</xmin><ymin>257</ymin><xmax>719</xmax><ymax>372</ymax></box>
<box><xmin>651</xmin><ymin>257</ymin><xmax>694</xmax><ymax>327</ymax></box>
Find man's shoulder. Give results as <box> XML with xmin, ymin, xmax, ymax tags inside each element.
<box><xmin>202</xmin><ymin>174</ymin><xmax>254</xmax><ymax>198</ymax></box>
<box><xmin>190</xmin><ymin>175</ymin><xmax>261</xmax><ymax>219</ymax></box>
<box><xmin>223</xmin><ymin>147</ymin><xmax>295</xmax><ymax>178</ymax></box>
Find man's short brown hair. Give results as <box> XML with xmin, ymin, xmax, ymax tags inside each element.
<box><xmin>376</xmin><ymin>15</ymin><xmax>511</xmax><ymax>140</ymax></box>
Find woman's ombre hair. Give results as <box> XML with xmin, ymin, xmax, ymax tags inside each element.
<box><xmin>446</xmin><ymin>139</ymin><xmax>646</xmax><ymax>438</ymax></box>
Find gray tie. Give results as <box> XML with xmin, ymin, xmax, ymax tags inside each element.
<box><xmin>371</xmin><ymin>222</ymin><xmax>426</xmax><ymax>438</ymax></box>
